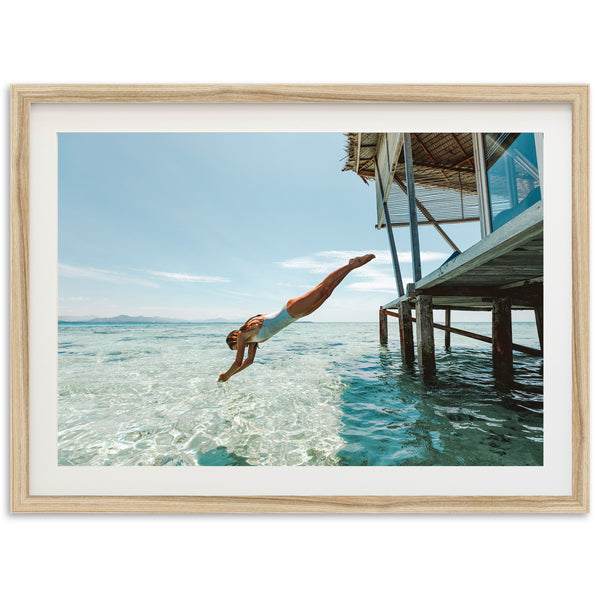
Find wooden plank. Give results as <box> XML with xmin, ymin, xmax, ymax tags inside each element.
<box><xmin>445</xmin><ymin>309</ymin><xmax>451</xmax><ymax>349</ymax></box>
<box><xmin>416</xmin><ymin>201</ymin><xmax>543</xmax><ymax>292</ymax></box>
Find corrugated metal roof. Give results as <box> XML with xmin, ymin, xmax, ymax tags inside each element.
<box><xmin>386</xmin><ymin>181</ymin><xmax>480</xmax><ymax>227</ymax></box>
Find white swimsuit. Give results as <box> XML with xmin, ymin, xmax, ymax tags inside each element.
<box><xmin>253</xmin><ymin>306</ymin><xmax>299</xmax><ymax>342</ymax></box>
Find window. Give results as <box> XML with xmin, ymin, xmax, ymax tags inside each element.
<box><xmin>484</xmin><ymin>133</ymin><xmax>542</xmax><ymax>231</ymax></box>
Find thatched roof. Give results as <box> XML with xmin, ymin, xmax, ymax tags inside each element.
<box><xmin>343</xmin><ymin>132</ymin><xmax>480</xmax><ymax>227</ymax></box>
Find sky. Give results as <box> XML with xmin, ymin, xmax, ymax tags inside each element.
<box><xmin>58</xmin><ymin>132</ymin><xmax>502</xmax><ymax>322</ymax></box>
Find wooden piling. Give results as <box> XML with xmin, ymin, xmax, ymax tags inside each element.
<box><xmin>534</xmin><ymin>302</ymin><xmax>543</xmax><ymax>352</ymax></box>
<box><xmin>492</xmin><ymin>297</ymin><xmax>513</xmax><ymax>374</ymax></box>
<box><xmin>379</xmin><ymin>307</ymin><xmax>388</xmax><ymax>345</ymax></box>
<box><xmin>444</xmin><ymin>309</ymin><xmax>451</xmax><ymax>350</ymax></box>
<box><xmin>399</xmin><ymin>301</ymin><xmax>414</xmax><ymax>363</ymax></box>
<box><xmin>416</xmin><ymin>295</ymin><xmax>435</xmax><ymax>375</ymax></box>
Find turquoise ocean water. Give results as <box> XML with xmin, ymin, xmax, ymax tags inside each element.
<box><xmin>58</xmin><ymin>322</ymin><xmax>543</xmax><ymax>466</ymax></box>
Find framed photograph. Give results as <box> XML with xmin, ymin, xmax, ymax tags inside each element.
<box><xmin>11</xmin><ymin>84</ymin><xmax>589</xmax><ymax>513</ymax></box>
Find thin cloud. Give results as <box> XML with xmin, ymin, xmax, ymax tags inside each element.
<box><xmin>148</xmin><ymin>270</ymin><xmax>230</xmax><ymax>283</ymax></box>
<box><xmin>59</xmin><ymin>264</ymin><xmax>159</xmax><ymax>288</ymax></box>
<box><xmin>346</xmin><ymin>275</ymin><xmax>414</xmax><ymax>293</ymax></box>
<box><xmin>276</xmin><ymin>249</ymin><xmax>448</xmax><ymax>294</ymax></box>
<box><xmin>277</xmin><ymin>249</ymin><xmax>449</xmax><ymax>273</ymax></box>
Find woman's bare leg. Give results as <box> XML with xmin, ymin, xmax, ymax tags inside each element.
<box><xmin>286</xmin><ymin>254</ymin><xmax>375</xmax><ymax>318</ymax></box>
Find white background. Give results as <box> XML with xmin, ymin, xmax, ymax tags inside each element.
<box><xmin>1</xmin><ymin>2</ymin><xmax>596</xmax><ymax>599</ymax></box>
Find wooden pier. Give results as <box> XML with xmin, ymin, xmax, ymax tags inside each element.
<box><xmin>344</xmin><ymin>131</ymin><xmax>543</xmax><ymax>377</ymax></box>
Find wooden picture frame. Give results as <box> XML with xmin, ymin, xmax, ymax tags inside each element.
<box><xmin>11</xmin><ymin>84</ymin><xmax>589</xmax><ymax>513</ymax></box>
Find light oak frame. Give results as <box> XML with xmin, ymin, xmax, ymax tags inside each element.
<box><xmin>11</xmin><ymin>84</ymin><xmax>589</xmax><ymax>513</ymax></box>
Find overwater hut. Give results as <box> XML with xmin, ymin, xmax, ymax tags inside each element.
<box><xmin>343</xmin><ymin>132</ymin><xmax>543</xmax><ymax>375</ymax></box>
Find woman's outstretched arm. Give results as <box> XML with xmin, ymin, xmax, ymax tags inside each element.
<box><xmin>218</xmin><ymin>339</ymin><xmax>258</xmax><ymax>382</ymax></box>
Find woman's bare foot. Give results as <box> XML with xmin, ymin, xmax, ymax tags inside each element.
<box><xmin>349</xmin><ymin>254</ymin><xmax>375</xmax><ymax>268</ymax></box>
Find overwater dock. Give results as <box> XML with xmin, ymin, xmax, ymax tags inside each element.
<box><xmin>344</xmin><ymin>132</ymin><xmax>543</xmax><ymax>376</ymax></box>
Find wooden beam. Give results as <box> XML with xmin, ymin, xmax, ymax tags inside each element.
<box><xmin>444</xmin><ymin>309</ymin><xmax>451</xmax><ymax>350</ymax></box>
<box><xmin>450</xmin><ymin>133</ymin><xmax>469</xmax><ymax>159</ymax></box>
<box><xmin>499</xmin><ymin>276</ymin><xmax>544</xmax><ymax>290</ymax></box>
<box><xmin>449</xmin><ymin>156</ymin><xmax>475</xmax><ymax>169</ymax></box>
<box><xmin>403</xmin><ymin>133</ymin><xmax>422</xmax><ymax>282</ymax></box>
<box><xmin>414</xmin><ymin>133</ymin><xmax>437</xmax><ymax>163</ymax></box>
<box><xmin>449</xmin><ymin>133</ymin><xmax>474</xmax><ymax>168</ymax></box>
<box><xmin>417</xmin><ymin>283</ymin><xmax>543</xmax><ymax>300</ymax></box>
<box><xmin>412</xmin><ymin>162</ymin><xmax>475</xmax><ymax>174</ymax></box>
<box><xmin>409</xmin><ymin>317</ymin><xmax>542</xmax><ymax>357</ymax></box>
<box><xmin>352</xmin><ymin>163</ymin><xmax>475</xmax><ymax>179</ymax></box>
<box><xmin>394</xmin><ymin>175</ymin><xmax>461</xmax><ymax>253</ymax></box>
<box><xmin>379</xmin><ymin>217</ymin><xmax>480</xmax><ymax>229</ymax></box>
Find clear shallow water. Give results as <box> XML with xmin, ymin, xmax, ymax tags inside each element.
<box><xmin>58</xmin><ymin>322</ymin><xmax>543</xmax><ymax>466</ymax></box>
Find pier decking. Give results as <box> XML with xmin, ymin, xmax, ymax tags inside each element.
<box><xmin>385</xmin><ymin>200</ymin><xmax>543</xmax><ymax>312</ymax></box>
<box><xmin>344</xmin><ymin>131</ymin><xmax>544</xmax><ymax>376</ymax></box>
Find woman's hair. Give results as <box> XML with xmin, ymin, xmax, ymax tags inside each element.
<box><xmin>226</xmin><ymin>330</ymin><xmax>239</xmax><ymax>350</ymax></box>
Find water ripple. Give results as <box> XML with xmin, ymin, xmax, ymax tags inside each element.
<box><xmin>58</xmin><ymin>322</ymin><xmax>543</xmax><ymax>466</ymax></box>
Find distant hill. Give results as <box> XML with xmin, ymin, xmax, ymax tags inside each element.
<box><xmin>58</xmin><ymin>314</ymin><xmax>237</xmax><ymax>324</ymax></box>
<box><xmin>59</xmin><ymin>314</ymin><xmax>189</xmax><ymax>324</ymax></box>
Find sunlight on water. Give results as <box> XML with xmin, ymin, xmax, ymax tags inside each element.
<box><xmin>58</xmin><ymin>322</ymin><xmax>543</xmax><ymax>466</ymax></box>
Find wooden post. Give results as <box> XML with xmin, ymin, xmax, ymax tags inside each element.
<box><xmin>383</xmin><ymin>200</ymin><xmax>404</xmax><ymax>298</ymax></box>
<box><xmin>444</xmin><ymin>309</ymin><xmax>451</xmax><ymax>350</ymax></box>
<box><xmin>492</xmin><ymin>297</ymin><xmax>513</xmax><ymax>375</ymax></box>
<box><xmin>534</xmin><ymin>302</ymin><xmax>543</xmax><ymax>352</ymax></box>
<box><xmin>416</xmin><ymin>295</ymin><xmax>435</xmax><ymax>375</ymax></box>
<box><xmin>399</xmin><ymin>301</ymin><xmax>414</xmax><ymax>363</ymax></box>
<box><xmin>403</xmin><ymin>133</ymin><xmax>422</xmax><ymax>282</ymax></box>
<box><xmin>379</xmin><ymin>307</ymin><xmax>388</xmax><ymax>345</ymax></box>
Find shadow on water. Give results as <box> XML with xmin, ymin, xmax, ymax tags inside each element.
<box><xmin>336</xmin><ymin>346</ymin><xmax>544</xmax><ymax>467</ymax></box>
<box><xmin>196</xmin><ymin>446</ymin><xmax>250</xmax><ymax>466</ymax></box>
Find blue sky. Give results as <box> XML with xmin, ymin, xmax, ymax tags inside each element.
<box><xmin>58</xmin><ymin>132</ymin><xmax>485</xmax><ymax>322</ymax></box>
